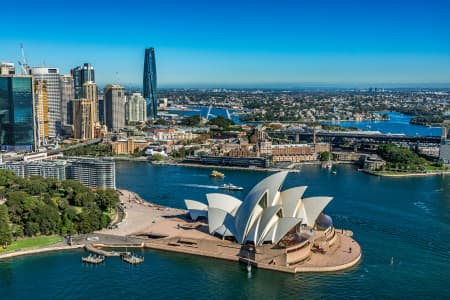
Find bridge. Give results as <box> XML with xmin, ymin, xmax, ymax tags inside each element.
<box><xmin>269</xmin><ymin>130</ymin><xmax>442</xmax><ymax>145</ymax></box>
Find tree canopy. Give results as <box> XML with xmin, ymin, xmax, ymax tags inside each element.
<box><xmin>0</xmin><ymin>170</ymin><xmax>119</xmax><ymax>242</ymax></box>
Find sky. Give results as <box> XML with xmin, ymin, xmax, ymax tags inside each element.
<box><xmin>1</xmin><ymin>0</ymin><xmax>450</xmax><ymax>87</ymax></box>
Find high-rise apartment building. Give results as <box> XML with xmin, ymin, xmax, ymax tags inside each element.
<box><xmin>125</xmin><ymin>92</ymin><xmax>147</xmax><ymax>123</ymax></box>
<box><xmin>104</xmin><ymin>84</ymin><xmax>125</xmax><ymax>132</ymax></box>
<box><xmin>143</xmin><ymin>47</ymin><xmax>158</xmax><ymax>119</ymax></box>
<box><xmin>71</xmin><ymin>63</ymin><xmax>95</xmax><ymax>99</ymax></box>
<box><xmin>60</xmin><ymin>74</ymin><xmax>74</xmax><ymax>126</ymax></box>
<box><xmin>82</xmin><ymin>81</ymin><xmax>99</xmax><ymax>122</ymax></box>
<box><xmin>0</xmin><ymin>75</ymin><xmax>37</xmax><ymax>151</ymax></box>
<box><xmin>68</xmin><ymin>158</ymin><xmax>116</xmax><ymax>189</ymax></box>
<box><xmin>72</xmin><ymin>99</ymin><xmax>95</xmax><ymax>140</ymax></box>
<box><xmin>30</xmin><ymin>67</ymin><xmax>61</xmax><ymax>138</ymax></box>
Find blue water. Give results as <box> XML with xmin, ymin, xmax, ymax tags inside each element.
<box><xmin>167</xmin><ymin>105</ymin><xmax>242</xmax><ymax>124</ymax></box>
<box><xmin>1</xmin><ymin>162</ymin><xmax>450</xmax><ymax>299</ymax></box>
<box><xmin>324</xmin><ymin>112</ymin><xmax>442</xmax><ymax>136</ymax></box>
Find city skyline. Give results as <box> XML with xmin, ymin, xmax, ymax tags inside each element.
<box><xmin>1</xmin><ymin>0</ymin><xmax>450</xmax><ymax>87</ymax></box>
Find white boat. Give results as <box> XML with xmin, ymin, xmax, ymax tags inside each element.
<box><xmin>219</xmin><ymin>183</ymin><xmax>244</xmax><ymax>191</ymax></box>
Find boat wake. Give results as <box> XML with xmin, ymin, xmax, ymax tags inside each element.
<box><xmin>413</xmin><ymin>201</ymin><xmax>431</xmax><ymax>214</ymax></box>
<box><xmin>181</xmin><ymin>184</ymin><xmax>219</xmax><ymax>190</ymax></box>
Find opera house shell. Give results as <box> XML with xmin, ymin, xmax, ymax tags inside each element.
<box><xmin>185</xmin><ymin>171</ymin><xmax>338</xmax><ymax>265</ymax></box>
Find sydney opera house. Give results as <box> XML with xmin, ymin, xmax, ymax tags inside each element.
<box><xmin>184</xmin><ymin>171</ymin><xmax>348</xmax><ymax>267</ymax></box>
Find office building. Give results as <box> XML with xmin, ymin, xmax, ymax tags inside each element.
<box><xmin>0</xmin><ymin>75</ymin><xmax>37</xmax><ymax>151</ymax></box>
<box><xmin>72</xmin><ymin>99</ymin><xmax>95</xmax><ymax>140</ymax></box>
<box><xmin>60</xmin><ymin>74</ymin><xmax>74</xmax><ymax>126</ymax></box>
<box><xmin>104</xmin><ymin>84</ymin><xmax>125</xmax><ymax>132</ymax></box>
<box><xmin>98</xmin><ymin>95</ymin><xmax>105</xmax><ymax>124</ymax></box>
<box><xmin>33</xmin><ymin>79</ymin><xmax>50</xmax><ymax>145</ymax></box>
<box><xmin>68</xmin><ymin>158</ymin><xmax>116</xmax><ymax>189</ymax></box>
<box><xmin>30</xmin><ymin>67</ymin><xmax>61</xmax><ymax>138</ymax></box>
<box><xmin>71</xmin><ymin>63</ymin><xmax>95</xmax><ymax>99</ymax></box>
<box><xmin>125</xmin><ymin>92</ymin><xmax>147</xmax><ymax>123</ymax></box>
<box><xmin>143</xmin><ymin>47</ymin><xmax>158</xmax><ymax>119</ymax></box>
<box><xmin>0</xmin><ymin>62</ymin><xmax>15</xmax><ymax>75</ymax></box>
<box><xmin>82</xmin><ymin>81</ymin><xmax>99</xmax><ymax>122</ymax></box>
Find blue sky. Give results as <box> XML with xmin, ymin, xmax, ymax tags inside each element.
<box><xmin>2</xmin><ymin>0</ymin><xmax>450</xmax><ymax>87</ymax></box>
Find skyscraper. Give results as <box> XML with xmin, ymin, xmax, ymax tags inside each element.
<box><xmin>60</xmin><ymin>74</ymin><xmax>74</xmax><ymax>126</ymax></box>
<box><xmin>82</xmin><ymin>81</ymin><xmax>99</xmax><ymax>122</ymax></box>
<box><xmin>0</xmin><ymin>75</ymin><xmax>37</xmax><ymax>151</ymax></box>
<box><xmin>30</xmin><ymin>67</ymin><xmax>61</xmax><ymax>138</ymax></box>
<box><xmin>104</xmin><ymin>84</ymin><xmax>125</xmax><ymax>132</ymax></box>
<box><xmin>143</xmin><ymin>47</ymin><xmax>158</xmax><ymax>119</ymax></box>
<box><xmin>33</xmin><ymin>79</ymin><xmax>49</xmax><ymax>145</ymax></box>
<box><xmin>72</xmin><ymin>99</ymin><xmax>95</xmax><ymax>140</ymax></box>
<box><xmin>125</xmin><ymin>93</ymin><xmax>147</xmax><ymax>124</ymax></box>
<box><xmin>71</xmin><ymin>63</ymin><xmax>95</xmax><ymax>99</ymax></box>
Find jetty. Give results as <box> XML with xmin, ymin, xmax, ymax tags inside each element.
<box><xmin>81</xmin><ymin>254</ymin><xmax>105</xmax><ymax>264</ymax></box>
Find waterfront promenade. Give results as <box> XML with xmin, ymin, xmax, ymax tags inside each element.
<box><xmin>0</xmin><ymin>185</ymin><xmax>361</xmax><ymax>274</ymax></box>
<box><xmin>95</xmin><ymin>189</ymin><xmax>362</xmax><ymax>274</ymax></box>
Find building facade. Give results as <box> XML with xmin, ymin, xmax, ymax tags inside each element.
<box><xmin>72</xmin><ymin>99</ymin><xmax>95</xmax><ymax>140</ymax></box>
<box><xmin>0</xmin><ymin>160</ymin><xmax>67</xmax><ymax>180</ymax></box>
<box><xmin>0</xmin><ymin>75</ymin><xmax>36</xmax><ymax>151</ymax></box>
<box><xmin>30</xmin><ymin>67</ymin><xmax>61</xmax><ymax>138</ymax></box>
<box><xmin>71</xmin><ymin>63</ymin><xmax>95</xmax><ymax>99</ymax></box>
<box><xmin>143</xmin><ymin>47</ymin><xmax>158</xmax><ymax>119</ymax></box>
<box><xmin>60</xmin><ymin>74</ymin><xmax>74</xmax><ymax>126</ymax></box>
<box><xmin>104</xmin><ymin>84</ymin><xmax>125</xmax><ymax>132</ymax></box>
<box><xmin>82</xmin><ymin>81</ymin><xmax>99</xmax><ymax>122</ymax></box>
<box><xmin>33</xmin><ymin>79</ymin><xmax>49</xmax><ymax>145</ymax></box>
<box><xmin>125</xmin><ymin>93</ymin><xmax>146</xmax><ymax>123</ymax></box>
<box><xmin>0</xmin><ymin>62</ymin><xmax>15</xmax><ymax>75</ymax></box>
<box><xmin>68</xmin><ymin>159</ymin><xmax>116</xmax><ymax>189</ymax></box>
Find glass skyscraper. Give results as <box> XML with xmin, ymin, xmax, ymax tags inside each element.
<box><xmin>143</xmin><ymin>47</ymin><xmax>158</xmax><ymax>119</ymax></box>
<box><xmin>71</xmin><ymin>63</ymin><xmax>95</xmax><ymax>99</ymax></box>
<box><xmin>0</xmin><ymin>76</ymin><xmax>36</xmax><ymax>151</ymax></box>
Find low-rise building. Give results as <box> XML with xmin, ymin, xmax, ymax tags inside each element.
<box><xmin>111</xmin><ymin>138</ymin><xmax>149</xmax><ymax>155</ymax></box>
<box><xmin>363</xmin><ymin>155</ymin><xmax>386</xmax><ymax>170</ymax></box>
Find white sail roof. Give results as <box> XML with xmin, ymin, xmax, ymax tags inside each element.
<box><xmin>234</xmin><ymin>172</ymin><xmax>288</xmax><ymax>244</ymax></box>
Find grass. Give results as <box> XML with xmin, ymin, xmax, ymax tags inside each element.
<box><xmin>0</xmin><ymin>236</ymin><xmax>63</xmax><ymax>254</ymax></box>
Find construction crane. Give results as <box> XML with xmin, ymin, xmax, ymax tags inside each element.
<box><xmin>18</xmin><ymin>43</ymin><xmax>30</xmax><ymax>75</ymax></box>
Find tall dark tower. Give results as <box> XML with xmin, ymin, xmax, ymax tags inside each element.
<box><xmin>143</xmin><ymin>47</ymin><xmax>158</xmax><ymax>119</ymax></box>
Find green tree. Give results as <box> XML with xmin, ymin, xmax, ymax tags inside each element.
<box><xmin>181</xmin><ymin>115</ymin><xmax>202</xmax><ymax>126</ymax></box>
<box><xmin>0</xmin><ymin>204</ymin><xmax>12</xmax><ymax>247</ymax></box>
<box><xmin>0</xmin><ymin>169</ymin><xmax>16</xmax><ymax>186</ymax></box>
<box><xmin>95</xmin><ymin>190</ymin><xmax>119</xmax><ymax>211</ymax></box>
<box><xmin>207</xmin><ymin>116</ymin><xmax>234</xmax><ymax>130</ymax></box>
<box><xmin>320</xmin><ymin>151</ymin><xmax>333</xmax><ymax>161</ymax></box>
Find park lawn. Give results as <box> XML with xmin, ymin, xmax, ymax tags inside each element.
<box><xmin>0</xmin><ymin>236</ymin><xmax>63</xmax><ymax>254</ymax></box>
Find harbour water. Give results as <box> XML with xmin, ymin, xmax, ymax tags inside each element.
<box><xmin>325</xmin><ymin>111</ymin><xmax>442</xmax><ymax>136</ymax></box>
<box><xmin>1</xmin><ymin>162</ymin><xmax>450</xmax><ymax>299</ymax></box>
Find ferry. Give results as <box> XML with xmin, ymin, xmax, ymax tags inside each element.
<box><xmin>219</xmin><ymin>183</ymin><xmax>244</xmax><ymax>191</ymax></box>
<box><xmin>210</xmin><ymin>170</ymin><xmax>225</xmax><ymax>178</ymax></box>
